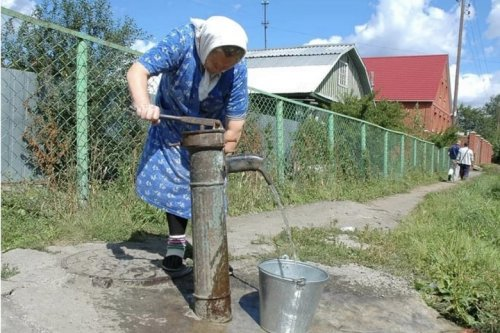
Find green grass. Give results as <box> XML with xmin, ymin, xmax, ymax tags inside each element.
<box><xmin>274</xmin><ymin>166</ymin><xmax>500</xmax><ymax>332</ymax></box>
<box><xmin>227</xmin><ymin>168</ymin><xmax>439</xmax><ymax>216</ymax></box>
<box><xmin>1</xmin><ymin>167</ymin><xmax>442</xmax><ymax>251</ymax></box>
<box><xmin>1</xmin><ymin>263</ymin><xmax>20</xmax><ymax>280</ymax></box>
<box><xmin>1</xmin><ymin>181</ymin><xmax>166</xmax><ymax>251</ymax></box>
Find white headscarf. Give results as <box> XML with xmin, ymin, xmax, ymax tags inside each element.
<box><xmin>190</xmin><ymin>16</ymin><xmax>248</xmax><ymax>101</ymax></box>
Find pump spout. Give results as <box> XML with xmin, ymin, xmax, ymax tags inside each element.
<box><xmin>225</xmin><ymin>154</ymin><xmax>273</xmax><ymax>185</ymax></box>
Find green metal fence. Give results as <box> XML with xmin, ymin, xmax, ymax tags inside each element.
<box><xmin>1</xmin><ymin>7</ymin><xmax>448</xmax><ymax>203</ymax></box>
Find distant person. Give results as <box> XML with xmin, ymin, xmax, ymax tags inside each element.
<box><xmin>456</xmin><ymin>143</ymin><xmax>474</xmax><ymax>180</ymax></box>
<box><xmin>447</xmin><ymin>140</ymin><xmax>461</xmax><ymax>181</ymax></box>
<box><xmin>126</xmin><ymin>16</ymin><xmax>249</xmax><ymax>277</ymax></box>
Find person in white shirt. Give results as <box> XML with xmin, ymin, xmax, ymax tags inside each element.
<box><xmin>456</xmin><ymin>142</ymin><xmax>474</xmax><ymax>180</ymax></box>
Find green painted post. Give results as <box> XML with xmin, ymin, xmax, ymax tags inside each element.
<box><xmin>436</xmin><ymin>146</ymin><xmax>439</xmax><ymax>172</ymax></box>
<box><xmin>441</xmin><ymin>148</ymin><xmax>448</xmax><ymax>171</ymax></box>
<box><xmin>431</xmin><ymin>146</ymin><xmax>435</xmax><ymax>173</ymax></box>
<box><xmin>383</xmin><ymin>131</ymin><xmax>388</xmax><ymax>178</ymax></box>
<box><xmin>328</xmin><ymin>113</ymin><xmax>334</xmax><ymax>164</ymax></box>
<box><xmin>400</xmin><ymin>135</ymin><xmax>405</xmax><ymax>177</ymax></box>
<box><xmin>423</xmin><ymin>143</ymin><xmax>427</xmax><ymax>171</ymax></box>
<box><xmin>276</xmin><ymin>100</ymin><xmax>285</xmax><ymax>183</ymax></box>
<box><xmin>76</xmin><ymin>40</ymin><xmax>89</xmax><ymax>204</ymax></box>
<box><xmin>413</xmin><ymin>138</ymin><xmax>417</xmax><ymax>168</ymax></box>
<box><xmin>361</xmin><ymin>123</ymin><xmax>366</xmax><ymax>172</ymax></box>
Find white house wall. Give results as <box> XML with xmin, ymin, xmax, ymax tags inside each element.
<box><xmin>248</xmin><ymin>65</ymin><xmax>332</xmax><ymax>94</ymax></box>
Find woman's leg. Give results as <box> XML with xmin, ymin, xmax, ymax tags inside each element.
<box><xmin>163</xmin><ymin>213</ymin><xmax>188</xmax><ymax>270</ymax></box>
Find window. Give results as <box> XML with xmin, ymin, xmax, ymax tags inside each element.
<box><xmin>338</xmin><ymin>60</ymin><xmax>348</xmax><ymax>87</ymax></box>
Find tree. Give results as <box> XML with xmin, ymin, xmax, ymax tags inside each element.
<box><xmin>1</xmin><ymin>0</ymin><xmax>149</xmax><ymax>184</ymax></box>
<box><xmin>457</xmin><ymin>94</ymin><xmax>500</xmax><ymax>162</ymax></box>
<box><xmin>457</xmin><ymin>104</ymin><xmax>489</xmax><ymax>134</ymax></box>
<box><xmin>328</xmin><ymin>92</ymin><xmax>407</xmax><ymax>132</ymax></box>
<box><xmin>482</xmin><ymin>94</ymin><xmax>500</xmax><ymax>162</ymax></box>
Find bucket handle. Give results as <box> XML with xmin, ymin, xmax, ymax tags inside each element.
<box><xmin>280</xmin><ymin>255</ymin><xmax>306</xmax><ymax>288</ymax></box>
<box><xmin>295</xmin><ymin>277</ymin><xmax>306</xmax><ymax>288</ymax></box>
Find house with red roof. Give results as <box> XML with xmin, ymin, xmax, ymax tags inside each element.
<box><xmin>362</xmin><ymin>54</ymin><xmax>452</xmax><ymax>133</ymax></box>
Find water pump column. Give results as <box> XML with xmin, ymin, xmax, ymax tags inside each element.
<box><xmin>181</xmin><ymin>128</ymin><xmax>231</xmax><ymax>322</ymax></box>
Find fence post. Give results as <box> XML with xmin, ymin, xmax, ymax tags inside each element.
<box><xmin>328</xmin><ymin>113</ymin><xmax>334</xmax><ymax>165</ymax></box>
<box><xmin>276</xmin><ymin>100</ymin><xmax>285</xmax><ymax>183</ymax></box>
<box><xmin>361</xmin><ymin>123</ymin><xmax>366</xmax><ymax>172</ymax></box>
<box><xmin>76</xmin><ymin>40</ymin><xmax>89</xmax><ymax>205</ymax></box>
<box><xmin>413</xmin><ymin>138</ymin><xmax>417</xmax><ymax>169</ymax></box>
<box><xmin>443</xmin><ymin>148</ymin><xmax>447</xmax><ymax>171</ymax></box>
<box><xmin>431</xmin><ymin>145</ymin><xmax>435</xmax><ymax>173</ymax></box>
<box><xmin>436</xmin><ymin>146</ymin><xmax>440</xmax><ymax>172</ymax></box>
<box><xmin>400</xmin><ymin>135</ymin><xmax>405</xmax><ymax>177</ymax></box>
<box><xmin>383</xmin><ymin>131</ymin><xmax>388</xmax><ymax>178</ymax></box>
<box><xmin>423</xmin><ymin>143</ymin><xmax>427</xmax><ymax>172</ymax></box>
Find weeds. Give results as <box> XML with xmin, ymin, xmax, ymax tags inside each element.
<box><xmin>1</xmin><ymin>263</ymin><xmax>19</xmax><ymax>280</ymax></box>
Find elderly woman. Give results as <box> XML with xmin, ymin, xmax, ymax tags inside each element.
<box><xmin>127</xmin><ymin>16</ymin><xmax>248</xmax><ymax>276</ymax></box>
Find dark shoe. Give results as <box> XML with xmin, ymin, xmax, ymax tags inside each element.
<box><xmin>161</xmin><ymin>256</ymin><xmax>192</xmax><ymax>278</ymax></box>
<box><xmin>447</xmin><ymin>175</ymin><xmax>452</xmax><ymax>181</ymax></box>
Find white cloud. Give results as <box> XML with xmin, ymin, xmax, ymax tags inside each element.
<box><xmin>344</xmin><ymin>0</ymin><xmax>459</xmax><ymax>58</ymax></box>
<box><xmin>2</xmin><ymin>0</ymin><xmax>36</xmax><ymax>15</ymax></box>
<box><xmin>450</xmin><ymin>64</ymin><xmax>500</xmax><ymax>107</ymax></box>
<box><xmin>131</xmin><ymin>40</ymin><xmax>157</xmax><ymax>53</ymax></box>
<box><xmin>486</xmin><ymin>0</ymin><xmax>500</xmax><ymax>39</ymax></box>
<box><xmin>305</xmin><ymin>0</ymin><xmax>461</xmax><ymax>59</ymax></box>
<box><xmin>306</xmin><ymin>35</ymin><xmax>343</xmax><ymax>45</ymax></box>
<box><xmin>484</xmin><ymin>46</ymin><xmax>495</xmax><ymax>56</ymax></box>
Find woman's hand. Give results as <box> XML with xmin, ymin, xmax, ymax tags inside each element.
<box><xmin>134</xmin><ymin>104</ymin><xmax>161</xmax><ymax>125</ymax></box>
<box><xmin>127</xmin><ymin>62</ymin><xmax>160</xmax><ymax>124</ymax></box>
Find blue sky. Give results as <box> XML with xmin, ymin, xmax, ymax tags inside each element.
<box><xmin>4</xmin><ymin>0</ymin><xmax>500</xmax><ymax>107</ymax></box>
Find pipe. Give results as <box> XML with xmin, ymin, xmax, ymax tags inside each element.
<box><xmin>182</xmin><ymin>129</ymin><xmax>232</xmax><ymax>322</ymax></box>
<box><xmin>225</xmin><ymin>154</ymin><xmax>273</xmax><ymax>185</ymax></box>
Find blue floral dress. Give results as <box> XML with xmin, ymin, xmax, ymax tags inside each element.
<box><xmin>136</xmin><ymin>23</ymin><xmax>248</xmax><ymax>219</ymax></box>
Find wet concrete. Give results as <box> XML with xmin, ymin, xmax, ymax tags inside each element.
<box><xmin>2</xmin><ymin>178</ymin><xmax>472</xmax><ymax>333</ymax></box>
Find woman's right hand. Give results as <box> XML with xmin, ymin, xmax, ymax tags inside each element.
<box><xmin>134</xmin><ymin>104</ymin><xmax>161</xmax><ymax>125</ymax></box>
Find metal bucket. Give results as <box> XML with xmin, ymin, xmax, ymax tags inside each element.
<box><xmin>258</xmin><ymin>258</ymin><xmax>329</xmax><ymax>333</ymax></box>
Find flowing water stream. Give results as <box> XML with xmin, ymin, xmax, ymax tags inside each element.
<box><xmin>225</xmin><ymin>154</ymin><xmax>298</xmax><ymax>261</ymax></box>
<box><xmin>268</xmin><ymin>184</ymin><xmax>298</xmax><ymax>261</ymax></box>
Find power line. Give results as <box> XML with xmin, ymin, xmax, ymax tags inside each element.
<box><xmin>468</xmin><ymin>0</ymin><xmax>490</xmax><ymax>74</ymax></box>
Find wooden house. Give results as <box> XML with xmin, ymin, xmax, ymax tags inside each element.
<box><xmin>246</xmin><ymin>44</ymin><xmax>372</xmax><ymax>105</ymax></box>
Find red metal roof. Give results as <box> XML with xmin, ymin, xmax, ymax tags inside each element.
<box><xmin>362</xmin><ymin>54</ymin><xmax>449</xmax><ymax>102</ymax></box>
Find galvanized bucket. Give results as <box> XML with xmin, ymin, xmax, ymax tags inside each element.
<box><xmin>258</xmin><ymin>258</ymin><xmax>329</xmax><ymax>333</ymax></box>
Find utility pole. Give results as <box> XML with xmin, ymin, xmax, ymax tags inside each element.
<box><xmin>452</xmin><ymin>0</ymin><xmax>466</xmax><ymax>126</ymax></box>
<box><xmin>262</xmin><ymin>0</ymin><xmax>269</xmax><ymax>49</ymax></box>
